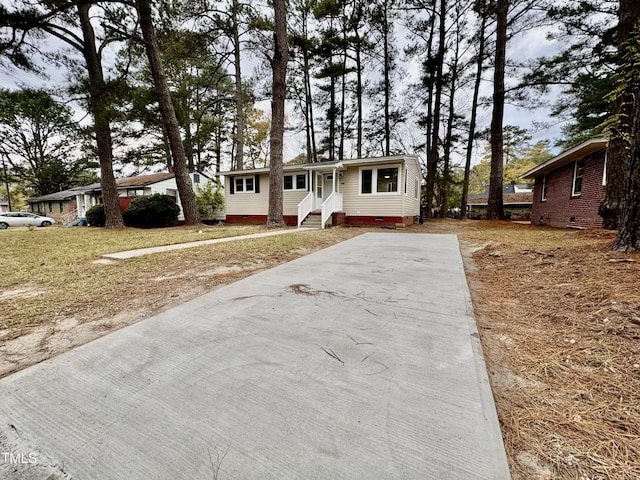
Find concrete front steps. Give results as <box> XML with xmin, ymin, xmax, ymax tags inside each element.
<box><xmin>300</xmin><ymin>211</ymin><xmax>323</xmax><ymax>228</ymax></box>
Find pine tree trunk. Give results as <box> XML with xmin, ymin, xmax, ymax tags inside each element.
<box><xmin>136</xmin><ymin>0</ymin><xmax>200</xmax><ymax>225</ymax></box>
<box><xmin>356</xmin><ymin>40</ymin><xmax>363</xmax><ymax>159</ymax></box>
<box><xmin>233</xmin><ymin>1</ymin><xmax>244</xmax><ymax>171</ymax></box>
<box><xmin>608</xmin><ymin>0</ymin><xmax>640</xmax><ymax>250</ymax></box>
<box><xmin>487</xmin><ymin>0</ymin><xmax>508</xmax><ymax>220</ymax></box>
<box><xmin>77</xmin><ymin>4</ymin><xmax>123</xmax><ymax>228</ymax></box>
<box><xmin>460</xmin><ymin>5</ymin><xmax>487</xmax><ymax>220</ymax></box>
<box><xmin>440</xmin><ymin>16</ymin><xmax>461</xmax><ymax>218</ymax></box>
<box><xmin>267</xmin><ymin>0</ymin><xmax>288</xmax><ymax>228</ymax></box>
<box><xmin>383</xmin><ymin>1</ymin><xmax>391</xmax><ymax>157</ymax></box>
<box><xmin>425</xmin><ymin>0</ymin><xmax>446</xmax><ymax>219</ymax></box>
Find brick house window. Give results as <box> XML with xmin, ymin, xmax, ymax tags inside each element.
<box><xmin>572</xmin><ymin>160</ymin><xmax>584</xmax><ymax>197</ymax></box>
<box><xmin>541</xmin><ymin>175</ymin><xmax>547</xmax><ymax>201</ymax></box>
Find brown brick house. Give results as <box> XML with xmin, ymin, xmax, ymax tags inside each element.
<box><xmin>522</xmin><ymin>136</ymin><xmax>608</xmax><ymax>229</ymax></box>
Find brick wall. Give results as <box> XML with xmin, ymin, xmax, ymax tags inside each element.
<box><xmin>531</xmin><ymin>150</ymin><xmax>606</xmax><ymax>229</ymax></box>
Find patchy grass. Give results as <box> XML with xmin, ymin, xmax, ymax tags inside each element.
<box><xmin>0</xmin><ymin>224</ymin><xmax>364</xmax><ymax>377</ymax></box>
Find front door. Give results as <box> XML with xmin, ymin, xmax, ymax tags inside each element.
<box><xmin>315</xmin><ymin>172</ymin><xmax>324</xmax><ymax>209</ymax></box>
<box><xmin>323</xmin><ymin>174</ymin><xmax>334</xmax><ymax>201</ymax></box>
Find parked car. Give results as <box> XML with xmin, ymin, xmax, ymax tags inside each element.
<box><xmin>0</xmin><ymin>212</ymin><xmax>56</xmax><ymax>229</ymax></box>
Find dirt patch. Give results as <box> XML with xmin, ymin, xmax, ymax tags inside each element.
<box><xmin>0</xmin><ymin>285</ymin><xmax>47</xmax><ymax>301</ymax></box>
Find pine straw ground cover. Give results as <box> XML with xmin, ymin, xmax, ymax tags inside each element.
<box><xmin>422</xmin><ymin>220</ymin><xmax>640</xmax><ymax>480</ymax></box>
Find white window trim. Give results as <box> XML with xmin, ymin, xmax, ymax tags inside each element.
<box><xmin>602</xmin><ymin>150</ymin><xmax>607</xmax><ymax>186</ymax></box>
<box><xmin>541</xmin><ymin>174</ymin><xmax>547</xmax><ymax>202</ymax></box>
<box><xmin>283</xmin><ymin>173</ymin><xmax>307</xmax><ymax>191</ymax></box>
<box><xmin>359</xmin><ymin>165</ymin><xmax>401</xmax><ymax>196</ymax></box>
<box><xmin>572</xmin><ymin>160</ymin><xmax>584</xmax><ymax>197</ymax></box>
<box><xmin>235</xmin><ymin>176</ymin><xmax>255</xmax><ymax>193</ymax></box>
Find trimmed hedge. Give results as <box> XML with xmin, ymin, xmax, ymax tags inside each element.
<box><xmin>123</xmin><ymin>194</ymin><xmax>180</xmax><ymax>228</ymax></box>
<box><xmin>86</xmin><ymin>204</ymin><xmax>106</xmax><ymax>227</ymax></box>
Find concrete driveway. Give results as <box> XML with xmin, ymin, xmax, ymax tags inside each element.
<box><xmin>0</xmin><ymin>233</ymin><xmax>510</xmax><ymax>479</ymax></box>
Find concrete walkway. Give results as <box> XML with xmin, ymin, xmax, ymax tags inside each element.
<box><xmin>102</xmin><ymin>227</ymin><xmax>316</xmax><ymax>260</ymax></box>
<box><xmin>0</xmin><ymin>233</ymin><xmax>510</xmax><ymax>480</ymax></box>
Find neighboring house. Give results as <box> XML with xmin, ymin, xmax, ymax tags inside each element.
<box><xmin>467</xmin><ymin>183</ymin><xmax>533</xmax><ymax>220</ymax></box>
<box><xmin>27</xmin><ymin>189</ymin><xmax>79</xmax><ymax>224</ymax></box>
<box><xmin>221</xmin><ymin>155</ymin><xmax>422</xmax><ymax>228</ymax></box>
<box><xmin>29</xmin><ymin>171</ymin><xmax>208</xmax><ymax>223</ymax></box>
<box><xmin>0</xmin><ymin>194</ymin><xmax>9</xmax><ymax>213</ymax></box>
<box><xmin>522</xmin><ymin>136</ymin><xmax>608</xmax><ymax>229</ymax></box>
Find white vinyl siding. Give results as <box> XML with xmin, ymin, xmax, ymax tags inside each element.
<box><xmin>343</xmin><ymin>166</ymin><xmax>403</xmax><ymax>216</ymax></box>
<box><xmin>225</xmin><ymin>174</ymin><xmax>268</xmax><ymax>215</ymax></box>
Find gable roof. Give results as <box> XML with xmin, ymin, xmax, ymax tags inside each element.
<box><xmin>115</xmin><ymin>172</ymin><xmax>176</xmax><ymax>188</ymax></box>
<box><xmin>522</xmin><ymin>135</ymin><xmax>609</xmax><ymax>179</ymax></box>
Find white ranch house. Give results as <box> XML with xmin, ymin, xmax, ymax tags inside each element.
<box><xmin>222</xmin><ymin>155</ymin><xmax>422</xmax><ymax>228</ymax></box>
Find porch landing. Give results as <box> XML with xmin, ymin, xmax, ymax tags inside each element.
<box><xmin>0</xmin><ymin>233</ymin><xmax>510</xmax><ymax>479</ymax></box>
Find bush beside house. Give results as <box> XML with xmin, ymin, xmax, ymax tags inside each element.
<box><xmin>122</xmin><ymin>194</ymin><xmax>180</xmax><ymax>228</ymax></box>
<box><xmin>86</xmin><ymin>204</ymin><xmax>106</xmax><ymax>227</ymax></box>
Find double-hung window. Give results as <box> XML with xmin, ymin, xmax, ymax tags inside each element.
<box><xmin>360</xmin><ymin>166</ymin><xmax>400</xmax><ymax>195</ymax></box>
<box><xmin>572</xmin><ymin>160</ymin><xmax>584</xmax><ymax>196</ymax></box>
<box><xmin>283</xmin><ymin>174</ymin><xmax>307</xmax><ymax>190</ymax></box>
<box><xmin>235</xmin><ymin>177</ymin><xmax>254</xmax><ymax>193</ymax></box>
<box><xmin>541</xmin><ymin>174</ymin><xmax>547</xmax><ymax>201</ymax></box>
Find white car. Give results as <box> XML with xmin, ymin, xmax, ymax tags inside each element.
<box><xmin>0</xmin><ymin>212</ymin><xmax>56</xmax><ymax>229</ymax></box>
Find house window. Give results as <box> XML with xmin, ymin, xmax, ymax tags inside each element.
<box><xmin>59</xmin><ymin>201</ymin><xmax>64</xmax><ymax>213</ymax></box>
<box><xmin>415</xmin><ymin>178</ymin><xmax>419</xmax><ymax>199</ymax></box>
<box><xmin>48</xmin><ymin>202</ymin><xmax>53</xmax><ymax>213</ymax></box>
<box><xmin>572</xmin><ymin>160</ymin><xmax>584</xmax><ymax>196</ymax></box>
<box><xmin>234</xmin><ymin>177</ymin><xmax>254</xmax><ymax>193</ymax></box>
<box><xmin>360</xmin><ymin>166</ymin><xmax>400</xmax><ymax>195</ymax></box>
<box><xmin>296</xmin><ymin>174</ymin><xmax>306</xmax><ymax>190</ymax></box>
<box><xmin>377</xmin><ymin>168</ymin><xmax>398</xmax><ymax>193</ymax></box>
<box><xmin>361</xmin><ymin>169</ymin><xmax>373</xmax><ymax>194</ymax></box>
<box><xmin>541</xmin><ymin>175</ymin><xmax>547</xmax><ymax>201</ymax></box>
<box><xmin>193</xmin><ymin>173</ymin><xmax>200</xmax><ymax>184</ymax></box>
<box><xmin>284</xmin><ymin>174</ymin><xmax>307</xmax><ymax>190</ymax></box>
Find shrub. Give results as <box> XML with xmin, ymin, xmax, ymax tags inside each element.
<box><xmin>122</xmin><ymin>194</ymin><xmax>180</xmax><ymax>228</ymax></box>
<box><xmin>195</xmin><ymin>179</ymin><xmax>224</xmax><ymax>219</ymax></box>
<box><xmin>86</xmin><ymin>204</ymin><xmax>106</xmax><ymax>227</ymax></box>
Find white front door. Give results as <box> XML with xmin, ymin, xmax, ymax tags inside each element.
<box><xmin>315</xmin><ymin>173</ymin><xmax>324</xmax><ymax>209</ymax></box>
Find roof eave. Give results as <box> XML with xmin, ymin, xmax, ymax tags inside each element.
<box><xmin>522</xmin><ymin>136</ymin><xmax>609</xmax><ymax>179</ymax></box>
